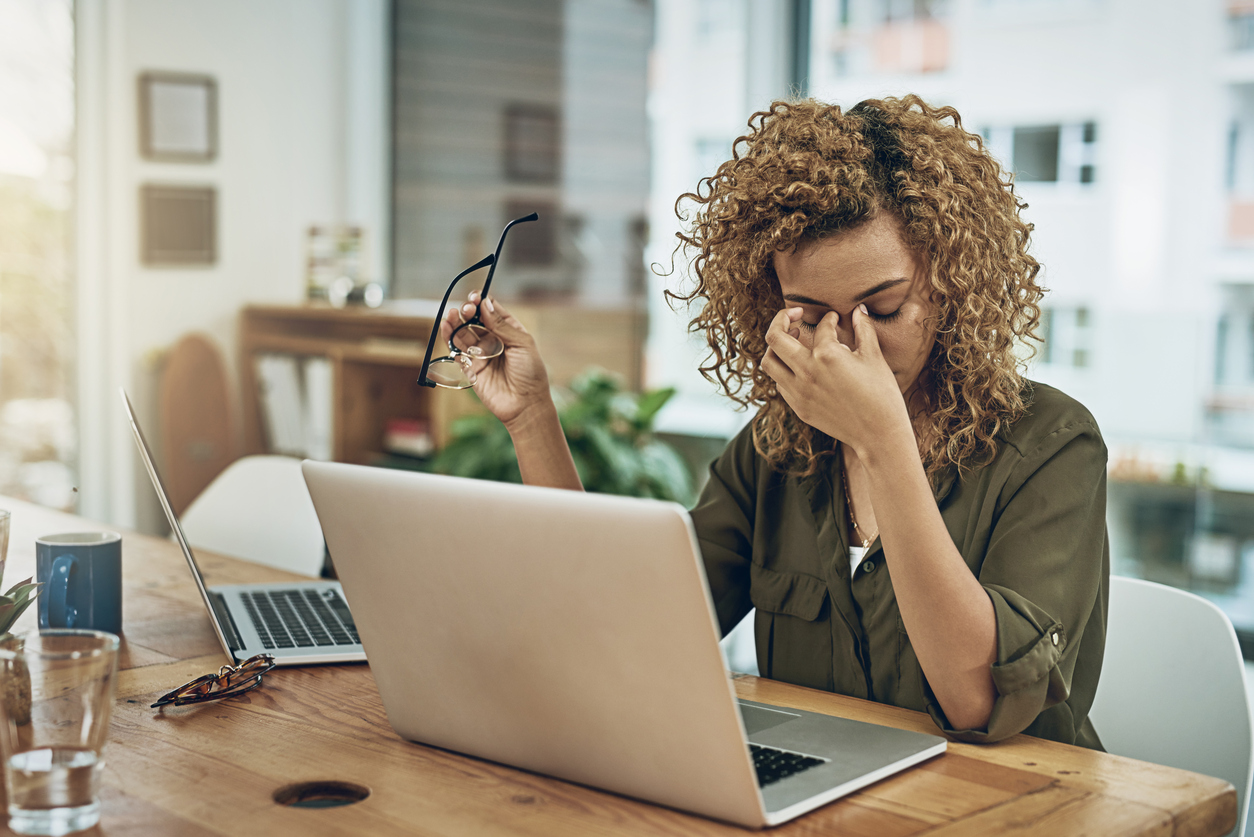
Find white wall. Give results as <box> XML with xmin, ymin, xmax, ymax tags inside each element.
<box><xmin>76</xmin><ymin>0</ymin><xmax>389</xmax><ymax>530</ymax></box>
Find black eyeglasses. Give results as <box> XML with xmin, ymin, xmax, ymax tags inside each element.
<box><xmin>418</xmin><ymin>212</ymin><xmax>539</xmax><ymax>389</ymax></box>
<box><xmin>151</xmin><ymin>654</ymin><xmax>277</xmax><ymax>708</ymax></box>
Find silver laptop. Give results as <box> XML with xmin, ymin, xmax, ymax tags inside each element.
<box><xmin>302</xmin><ymin>460</ymin><xmax>945</xmax><ymax>828</ymax></box>
<box><xmin>121</xmin><ymin>389</ymin><xmax>365</xmax><ymax>666</ymax></box>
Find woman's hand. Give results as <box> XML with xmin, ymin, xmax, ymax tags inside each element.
<box><xmin>440</xmin><ymin>293</ymin><xmax>582</xmax><ymax>490</ymax></box>
<box><xmin>760</xmin><ymin>305</ymin><xmax>912</xmax><ymax>456</ymax></box>
<box><xmin>441</xmin><ymin>293</ymin><xmax>551</xmax><ymax>428</ymax></box>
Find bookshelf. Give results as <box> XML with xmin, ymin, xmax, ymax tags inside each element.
<box><xmin>238</xmin><ymin>301</ymin><xmax>645</xmax><ymax>466</ymax></box>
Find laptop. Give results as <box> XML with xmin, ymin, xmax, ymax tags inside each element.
<box><xmin>121</xmin><ymin>389</ymin><xmax>365</xmax><ymax>666</ymax></box>
<box><xmin>301</xmin><ymin>460</ymin><xmax>945</xmax><ymax>828</ymax></box>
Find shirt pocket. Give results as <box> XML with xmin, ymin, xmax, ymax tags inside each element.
<box><xmin>748</xmin><ymin>562</ymin><xmax>832</xmax><ymax>691</ymax></box>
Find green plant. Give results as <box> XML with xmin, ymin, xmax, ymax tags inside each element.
<box><xmin>0</xmin><ymin>577</ymin><xmax>39</xmax><ymax>638</ymax></box>
<box><xmin>431</xmin><ymin>369</ymin><xmax>694</xmax><ymax>505</ymax></box>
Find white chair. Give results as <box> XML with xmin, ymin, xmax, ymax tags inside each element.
<box><xmin>1089</xmin><ymin>576</ymin><xmax>1253</xmax><ymax>837</ymax></box>
<box><xmin>178</xmin><ymin>455</ymin><xmax>326</xmax><ymax>578</ymax></box>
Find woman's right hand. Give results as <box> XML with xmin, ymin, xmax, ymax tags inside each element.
<box><xmin>440</xmin><ymin>292</ymin><xmax>552</xmax><ymax>428</ymax></box>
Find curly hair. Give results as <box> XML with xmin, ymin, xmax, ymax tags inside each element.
<box><xmin>669</xmin><ymin>95</ymin><xmax>1044</xmax><ymax>483</ymax></box>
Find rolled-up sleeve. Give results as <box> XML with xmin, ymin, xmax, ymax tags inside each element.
<box><xmin>927</xmin><ymin>419</ymin><xmax>1108</xmax><ymax>744</ymax></box>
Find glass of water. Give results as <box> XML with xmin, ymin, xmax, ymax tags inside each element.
<box><xmin>0</xmin><ymin>630</ymin><xmax>119</xmax><ymax>836</ymax></box>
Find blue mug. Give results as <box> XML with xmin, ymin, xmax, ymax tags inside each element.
<box><xmin>36</xmin><ymin>532</ymin><xmax>123</xmax><ymax>635</ymax></box>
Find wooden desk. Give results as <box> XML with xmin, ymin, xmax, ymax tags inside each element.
<box><xmin>0</xmin><ymin>497</ymin><xmax>1236</xmax><ymax>836</ymax></box>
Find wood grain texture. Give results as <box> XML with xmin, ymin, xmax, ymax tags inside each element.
<box><xmin>0</xmin><ymin>497</ymin><xmax>1236</xmax><ymax>836</ymax></box>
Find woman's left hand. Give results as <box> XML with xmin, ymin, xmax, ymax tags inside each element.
<box><xmin>761</xmin><ymin>305</ymin><xmax>912</xmax><ymax>454</ymax></box>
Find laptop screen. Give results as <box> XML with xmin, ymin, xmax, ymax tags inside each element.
<box><xmin>119</xmin><ymin>388</ymin><xmax>231</xmax><ymax>651</ymax></box>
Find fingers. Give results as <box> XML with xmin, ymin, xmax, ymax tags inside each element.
<box><xmin>850</xmin><ymin>304</ymin><xmax>882</xmax><ymax>358</ymax></box>
<box><xmin>476</xmin><ymin>294</ymin><xmax>533</xmax><ymax>348</ymax></box>
<box><xmin>439</xmin><ymin>305</ymin><xmax>462</xmax><ymax>341</ymax></box>
<box><xmin>764</xmin><ymin>308</ymin><xmax>809</xmax><ymax>367</ymax></box>
<box><xmin>809</xmin><ymin>310</ymin><xmax>851</xmax><ymax>353</ymax></box>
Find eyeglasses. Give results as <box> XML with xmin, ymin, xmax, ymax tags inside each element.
<box><xmin>151</xmin><ymin>654</ymin><xmax>276</xmax><ymax>708</ymax></box>
<box><xmin>418</xmin><ymin>212</ymin><xmax>539</xmax><ymax>389</ymax></box>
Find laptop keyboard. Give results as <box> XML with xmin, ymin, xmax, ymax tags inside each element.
<box><xmin>240</xmin><ymin>588</ymin><xmax>360</xmax><ymax>650</ymax></box>
<box><xmin>749</xmin><ymin>744</ymin><xmax>827</xmax><ymax>787</ymax></box>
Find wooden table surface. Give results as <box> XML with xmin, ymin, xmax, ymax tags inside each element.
<box><xmin>0</xmin><ymin>497</ymin><xmax>1236</xmax><ymax>836</ymax></box>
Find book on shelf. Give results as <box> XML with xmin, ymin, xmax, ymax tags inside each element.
<box><xmin>303</xmin><ymin>356</ymin><xmax>334</xmax><ymax>461</ymax></box>
<box><xmin>254</xmin><ymin>354</ymin><xmax>335</xmax><ymax>460</ymax></box>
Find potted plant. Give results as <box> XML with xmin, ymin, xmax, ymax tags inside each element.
<box><xmin>0</xmin><ymin>575</ymin><xmax>41</xmax><ymax>726</ymax></box>
<box><xmin>431</xmin><ymin>369</ymin><xmax>694</xmax><ymax>505</ymax></box>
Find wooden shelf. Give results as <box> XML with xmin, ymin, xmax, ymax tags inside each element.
<box><xmin>238</xmin><ymin>301</ymin><xmax>644</xmax><ymax>467</ymax></box>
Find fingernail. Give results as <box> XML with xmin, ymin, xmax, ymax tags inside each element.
<box><xmin>485</xmin><ymin>297</ymin><xmax>495</xmax><ymax>314</ymax></box>
<box><xmin>859</xmin><ymin>303</ymin><xmax>868</xmax><ymax>315</ymax></box>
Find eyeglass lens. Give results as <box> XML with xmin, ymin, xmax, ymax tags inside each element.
<box><xmin>450</xmin><ymin>322</ymin><xmax>504</xmax><ymax>359</ymax></box>
<box><xmin>425</xmin><ymin>355</ymin><xmax>477</xmax><ymax>389</ymax></box>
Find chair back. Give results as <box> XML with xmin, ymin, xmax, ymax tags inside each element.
<box><xmin>179</xmin><ymin>455</ymin><xmax>326</xmax><ymax>577</ymax></box>
<box><xmin>160</xmin><ymin>333</ymin><xmax>236</xmax><ymax>514</ymax></box>
<box><xmin>1089</xmin><ymin>575</ymin><xmax>1252</xmax><ymax>837</ymax></box>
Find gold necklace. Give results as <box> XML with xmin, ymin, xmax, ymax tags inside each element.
<box><xmin>840</xmin><ymin>460</ymin><xmax>878</xmax><ymax>549</ymax></box>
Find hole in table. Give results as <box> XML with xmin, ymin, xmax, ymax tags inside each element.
<box><xmin>273</xmin><ymin>780</ymin><xmax>371</xmax><ymax>808</ymax></box>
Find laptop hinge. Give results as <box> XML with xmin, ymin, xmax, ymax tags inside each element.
<box><xmin>209</xmin><ymin>592</ymin><xmax>244</xmax><ymax>652</ymax></box>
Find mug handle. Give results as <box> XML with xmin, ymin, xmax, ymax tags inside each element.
<box><xmin>49</xmin><ymin>554</ymin><xmax>78</xmax><ymax>629</ymax></box>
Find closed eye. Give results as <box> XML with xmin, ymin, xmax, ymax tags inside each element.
<box><xmin>868</xmin><ymin>307</ymin><xmax>903</xmax><ymax>323</ymax></box>
<box><xmin>796</xmin><ymin>307</ymin><xmax>902</xmax><ymax>332</ymax></box>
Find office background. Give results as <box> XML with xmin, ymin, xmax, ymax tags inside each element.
<box><xmin>1</xmin><ymin>0</ymin><xmax>1251</xmax><ymax>724</ymax></box>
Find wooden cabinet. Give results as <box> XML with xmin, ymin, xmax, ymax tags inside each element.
<box><xmin>238</xmin><ymin>301</ymin><xmax>645</xmax><ymax>466</ymax></box>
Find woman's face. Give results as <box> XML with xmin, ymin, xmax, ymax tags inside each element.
<box><xmin>770</xmin><ymin>213</ymin><xmax>936</xmax><ymax>398</ymax></box>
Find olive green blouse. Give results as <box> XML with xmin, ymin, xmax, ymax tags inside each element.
<box><xmin>692</xmin><ymin>381</ymin><xmax>1109</xmax><ymax>749</ymax></box>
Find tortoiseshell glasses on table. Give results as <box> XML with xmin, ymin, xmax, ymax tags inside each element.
<box><xmin>151</xmin><ymin>654</ymin><xmax>277</xmax><ymax>708</ymax></box>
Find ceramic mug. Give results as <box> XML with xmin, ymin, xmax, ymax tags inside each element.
<box><xmin>36</xmin><ymin>532</ymin><xmax>123</xmax><ymax>634</ymax></box>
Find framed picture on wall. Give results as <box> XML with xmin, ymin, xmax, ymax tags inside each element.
<box><xmin>138</xmin><ymin>71</ymin><xmax>218</xmax><ymax>162</ymax></box>
<box><xmin>140</xmin><ymin>184</ymin><xmax>216</xmax><ymax>266</ymax></box>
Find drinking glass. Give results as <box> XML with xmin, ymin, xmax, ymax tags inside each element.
<box><xmin>0</xmin><ymin>630</ymin><xmax>120</xmax><ymax>836</ymax></box>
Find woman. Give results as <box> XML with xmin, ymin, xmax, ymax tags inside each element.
<box><xmin>444</xmin><ymin>96</ymin><xmax>1108</xmax><ymax>748</ymax></box>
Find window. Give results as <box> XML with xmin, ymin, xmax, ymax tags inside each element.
<box><xmin>0</xmin><ymin>0</ymin><xmax>76</xmax><ymax>510</ymax></box>
<box><xmin>1040</xmin><ymin>305</ymin><xmax>1091</xmax><ymax>368</ymax></box>
<box><xmin>982</xmin><ymin>121</ymin><xmax>1098</xmax><ymax>185</ymax></box>
<box><xmin>1213</xmin><ymin>289</ymin><xmax>1254</xmax><ymax>387</ymax></box>
<box><xmin>391</xmin><ymin>0</ymin><xmax>652</xmax><ymax>304</ymax></box>
<box><xmin>1231</xmin><ymin>0</ymin><xmax>1254</xmax><ymax>51</ymax></box>
<box><xmin>1208</xmin><ymin>289</ymin><xmax>1254</xmax><ymax>448</ymax></box>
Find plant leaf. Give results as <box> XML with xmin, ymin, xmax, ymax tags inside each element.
<box><xmin>634</xmin><ymin>387</ymin><xmax>675</xmax><ymax>429</ymax></box>
<box><xmin>3</xmin><ymin>579</ymin><xmax>37</xmax><ymax>601</ymax></box>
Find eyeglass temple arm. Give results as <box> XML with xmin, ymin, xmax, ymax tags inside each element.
<box><xmin>479</xmin><ymin>212</ymin><xmax>539</xmax><ymax>301</ymax></box>
<box><xmin>418</xmin><ymin>253</ymin><xmax>496</xmax><ymax>388</ymax></box>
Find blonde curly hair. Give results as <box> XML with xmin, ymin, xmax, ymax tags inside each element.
<box><xmin>670</xmin><ymin>95</ymin><xmax>1044</xmax><ymax>482</ymax></box>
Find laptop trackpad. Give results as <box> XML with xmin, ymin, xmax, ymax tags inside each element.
<box><xmin>739</xmin><ymin>702</ymin><xmax>800</xmax><ymax>736</ymax></box>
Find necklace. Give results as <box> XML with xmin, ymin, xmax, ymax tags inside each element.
<box><xmin>840</xmin><ymin>460</ymin><xmax>879</xmax><ymax>549</ymax></box>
